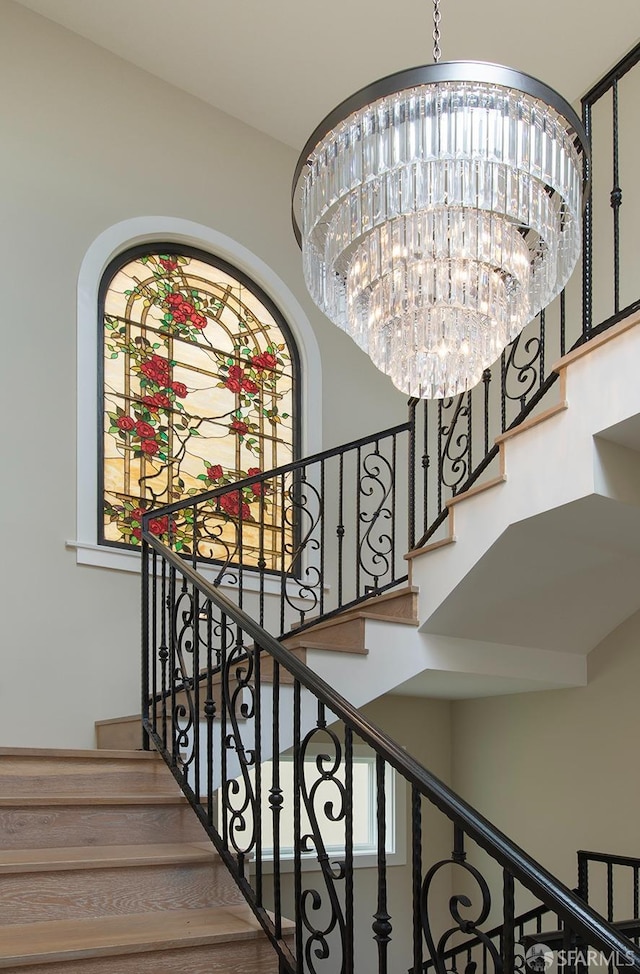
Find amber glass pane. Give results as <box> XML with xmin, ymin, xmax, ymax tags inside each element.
<box><xmin>101</xmin><ymin>250</ymin><xmax>296</xmax><ymax>569</ymax></box>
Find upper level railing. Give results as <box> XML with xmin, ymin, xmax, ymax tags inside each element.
<box><xmin>422</xmin><ymin>849</ymin><xmax>640</xmax><ymax>972</ymax></box>
<box><xmin>149</xmin><ymin>419</ymin><xmax>414</xmax><ymax>638</ymax></box>
<box><xmin>141</xmin><ymin>530</ymin><xmax>640</xmax><ymax>973</ymax></box>
<box><xmin>146</xmin><ymin>43</ymin><xmax>640</xmax><ymax>634</ymax></box>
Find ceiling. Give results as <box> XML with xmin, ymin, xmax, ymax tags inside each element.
<box><xmin>13</xmin><ymin>0</ymin><xmax>640</xmax><ymax>151</ymax></box>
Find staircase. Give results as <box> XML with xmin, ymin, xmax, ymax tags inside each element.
<box><xmin>0</xmin><ymin>747</ymin><xmax>289</xmax><ymax>971</ymax></box>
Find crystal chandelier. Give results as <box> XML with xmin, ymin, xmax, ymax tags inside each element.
<box><xmin>292</xmin><ymin>1</ymin><xmax>589</xmax><ymax>399</ymax></box>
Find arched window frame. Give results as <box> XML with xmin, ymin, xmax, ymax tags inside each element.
<box><xmin>71</xmin><ymin>217</ymin><xmax>322</xmax><ymax>588</ymax></box>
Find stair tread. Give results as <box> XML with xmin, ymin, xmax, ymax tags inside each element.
<box><xmin>0</xmin><ymin>747</ymin><xmax>160</xmax><ymax>761</ymax></box>
<box><xmin>0</xmin><ymin>842</ymin><xmax>215</xmax><ymax>874</ymax></box>
<box><xmin>0</xmin><ymin>794</ymin><xmax>189</xmax><ymax>806</ymax></box>
<box><xmin>0</xmin><ymin>905</ymin><xmax>267</xmax><ymax>965</ymax></box>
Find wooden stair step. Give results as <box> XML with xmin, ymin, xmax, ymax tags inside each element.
<box><xmin>0</xmin><ymin>904</ymin><xmax>277</xmax><ymax>970</ymax></box>
<box><xmin>0</xmin><ymin>797</ymin><xmax>206</xmax><ymax>849</ymax></box>
<box><xmin>0</xmin><ymin>842</ymin><xmax>216</xmax><ymax>873</ymax></box>
<box><xmin>0</xmin><ymin>842</ymin><xmax>243</xmax><ymax>924</ymax></box>
<box><xmin>0</xmin><ymin>749</ymin><xmax>180</xmax><ymax>798</ymax></box>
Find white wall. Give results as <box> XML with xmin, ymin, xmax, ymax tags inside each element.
<box><xmin>0</xmin><ymin>0</ymin><xmax>407</xmax><ymax>748</ymax></box>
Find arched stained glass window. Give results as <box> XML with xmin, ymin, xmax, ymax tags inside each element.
<box><xmin>99</xmin><ymin>245</ymin><xmax>299</xmax><ymax>569</ymax></box>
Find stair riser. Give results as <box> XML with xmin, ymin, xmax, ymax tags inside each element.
<box><xmin>0</xmin><ymin>757</ymin><xmax>180</xmax><ymax>797</ymax></box>
<box><xmin>0</xmin><ymin>861</ymin><xmax>243</xmax><ymax>924</ymax></box>
<box><xmin>1</xmin><ymin>940</ymin><xmax>281</xmax><ymax>973</ymax></box>
<box><xmin>0</xmin><ymin>804</ymin><xmax>205</xmax><ymax>849</ymax></box>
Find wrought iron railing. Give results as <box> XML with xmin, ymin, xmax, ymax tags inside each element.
<box><xmin>149</xmin><ymin>419</ymin><xmax>414</xmax><ymax>638</ymax></box>
<box><xmin>141</xmin><ymin>532</ymin><xmax>640</xmax><ymax>973</ymax></box>
<box><xmin>420</xmin><ymin>850</ymin><xmax>640</xmax><ymax>972</ymax></box>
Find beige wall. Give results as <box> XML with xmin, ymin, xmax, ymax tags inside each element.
<box><xmin>451</xmin><ymin>607</ymin><xmax>640</xmax><ymax>917</ymax></box>
<box><xmin>0</xmin><ymin>0</ymin><xmax>406</xmax><ymax>749</ymax></box>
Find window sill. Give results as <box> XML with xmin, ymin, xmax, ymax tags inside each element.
<box><xmin>66</xmin><ymin>539</ymin><xmax>328</xmax><ymax>603</ymax></box>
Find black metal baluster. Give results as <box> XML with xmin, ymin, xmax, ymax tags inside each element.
<box><xmin>560</xmin><ymin>289</ymin><xmax>567</xmax><ymax>357</ymax></box>
<box><xmin>337</xmin><ymin>453</ymin><xmax>345</xmax><ymax>607</ymax></box>
<box><xmin>220</xmin><ymin>611</ymin><xmax>228</xmax><ymax>848</ymax></box>
<box><xmin>270</xmin><ymin>659</ymin><xmax>282</xmax><ymax>939</ymax></box>
<box><xmin>607</xmin><ymin>862</ymin><xmax>615</xmax><ymax>974</ymax></box>
<box><xmin>467</xmin><ymin>390</ymin><xmax>473</xmax><ymax>478</ymax></box>
<box><xmin>193</xmin><ymin>581</ymin><xmax>200</xmax><ymax>800</ymax></box>
<box><xmin>258</xmin><ymin>480</ymin><xmax>266</xmax><ymax>629</ymax></box>
<box><xmin>582</xmin><ymin>97</ymin><xmax>593</xmax><ymax>339</ymax></box>
<box><xmin>254</xmin><ymin>638</ymin><xmax>262</xmax><ymax>908</ymax></box>
<box><xmin>412</xmin><ymin>785</ymin><xmax>423</xmax><ymax>974</ymax></box>
<box><xmin>280</xmin><ymin>473</ymin><xmax>286</xmax><ymax>635</ymax></box>
<box><xmin>372</xmin><ymin>754</ymin><xmax>392</xmax><ymax>973</ymax></box>
<box><xmin>238</xmin><ymin>494</ymin><xmax>244</xmax><ymax>612</ymax></box>
<box><xmin>160</xmin><ymin>557</ymin><xmax>168</xmax><ymax>751</ymax></box>
<box><xmin>141</xmin><ymin>537</ymin><xmax>150</xmax><ymax>750</ymax></box>
<box><xmin>635</xmin><ymin>867</ymin><xmax>639</xmax><ymax>944</ymax></box>
<box><xmin>205</xmin><ymin>601</ymin><xmax>215</xmax><ymax>828</ymax></box>
<box><xmin>437</xmin><ymin>399</ymin><xmax>443</xmax><ymax>515</ymax></box>
<box><xmin>483</xmin><ymin>368</ymin><xmax>491</xmax><ymax>458</ymax></box>
<box><xmin>611</xmin><ymin>79</ymin><xmax>622</xmax><ymax>315</ymax></box>
<box><xmin>502</xmin><ymin>871</ymin><xmax>515</xmax><ymax>972</ymax></box>
<box><xmin>500</xmin><ymin>349</ymin><xmax>507</xmax><ymax>432</ymax></box>
<box><xmin>345</xmin><ymin>727</ymin><xmax>354</xmax><ymax>974</ymax></box>
<box><xmin>391</xmin><ymin>434</ymin><xmax>397</xmax><ymax>576</ymax></box>
<box><xmin>293</xmin><ymin>679</ymin><xmax>303</xmax><ymax>969</ymax></box>
<box><xmin>539</xmin><ymin>309</ymin><xmax>546</xmax><ymax>385</ymax></box>
<box><xmin>151</xmin><ymin>547</ymin><xmax>158</xmax><ymax>740</ymax></box>
<box><xmin>169</xmin><ymin>565</ymin><xmax>177</xmax><ymax>767</ymax></box>
<box><xmin>607</xmin><ymin>862</ymin><xmax>614</xmax><ymax>921</ymax></box>
<box><xmin>320</xmin><ymin>459</ymin><xmax>326</xmax><ymax>617</ymax></box>
<box><xmin>408</xmin><ymin>399</ymin><xmax>417</xmax><ymax>550</ymax></box>
<box><xmin>422</xmin><ymin>399</ymin><xmax>429</xmax><ymax>539</ymax></box>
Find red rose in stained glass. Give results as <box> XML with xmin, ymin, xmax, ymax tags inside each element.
<box><xmin>141</xmin><ymin>354</ymin><xmax>171</xmax><ymax>384</ymax></box>
<box><xmin>170</xmin><ymin>382</ymin><xmax>187</xmax><ymax>399</ymax></box>
<box><xmin>225</xmin><ymin>377</ymin><xmax>243</xmax><ymax>394</ymax></box>
<box><xmin>154</xmin><ymin>392</ymin><xmax>172</xmax><ymax>408</ymax></box>
<box><xmin>219</xmin><ymin>491</ymin><xmax>251</xmax><ymax>520</ymax></box>
<box><xmin>117</xmin><ymin>415</ymin><xmax>135</xmax><ymax>431</ymax></box>
<box><xmin>207</xmin><ymin>464</ymin><xmax>223</xmax><ymax>481</ymax></box>
<box><xmin>148</xmin><ymin>516</ymin><xmax>169</xmax><ymax>535</ymax></box>
<box><xmin>251</xmin><ymin>483</ymin><xmax>264</xmax><ymax>496</ymax></box>
<box><xmin>141</xmin><ymin>439</ymin><xmax>159</xmax><ymax>455</ymax></box>
<box><xmin>130</xmin><ymin>507</ymin><xmax>146</xmax><ymax>522</ymax></box>
<box><xmin>242</xmin><ymin>378</ymin><xmax>259</xmax><ymax>394</ymax></box>
<box><xmin>132</xmin><ymin>527</ymin><xmax>142</xmax><ymax>540</ymax></box>
<box><xmin>230</xmin><ymin>419</ymin><xmax>248</xmax><ymax>435</ymax></box>
<box><xmin>136</xmin><ymin>420</ymin><xmax>155</xmax><ymax>439</ymax></box>
<box><xmin>159</xmin><ymin>258</ymin><xmax>178</xmax><ymax>272</ymax></box>
<box><xmin>228</xmin><ymin>365</ymin><xmax>244</xmax><ymax>380</ymax></box>
<box><xmin>251</xmin><ymin>352</ymin><xmax>277</xmax><ymax>372</ymax></box>
<box><xmin>166</xmin><ymin>293</ymin><xmax>183</xmax><ymax>307</ymax></box>
<box><xmin>142</xmin><ymin>395</ymin><xmax>159</xmax><ymax>409</ymax></box>
<box><xmin>247</xmin><ymin>467</ymin><xmax>261</xmax><ymax>476</ymax></box>
<box><xmin>190</xmin><ymin>311</ymin><xmax>207</xmax><ymax>330</ymax></box>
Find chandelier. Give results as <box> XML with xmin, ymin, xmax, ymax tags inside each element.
<box><xmin>292</xmin><ymin>1</ymin><xmax>589</xmax><ymax>399</ymax></box>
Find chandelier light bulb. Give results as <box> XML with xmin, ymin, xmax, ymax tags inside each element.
<box><xmin>292</xmin><ymin>61</ymin><xmax>589</xmax><ymax>399</ymax></box>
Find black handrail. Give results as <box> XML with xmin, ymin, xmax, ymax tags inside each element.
<box><xmin>142</xmin><ymin>529</ymin><xmax>640</xmax><ymax>972</ymax></box>
<box><xmin>145</xmin><ymin>419</ymin><xmax>411</xmax><ymax>519</ymax></box>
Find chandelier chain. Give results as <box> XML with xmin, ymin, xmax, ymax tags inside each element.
<box><xmin>432</xmin><ymin>0</ymin><xmax>442</xmax><ymax>63</ymax></box>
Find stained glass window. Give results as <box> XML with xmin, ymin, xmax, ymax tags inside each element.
<box><xmin>99</xmin><ymin>246</ymin><xmax>299</xmax><ymax>570</ymax></box>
